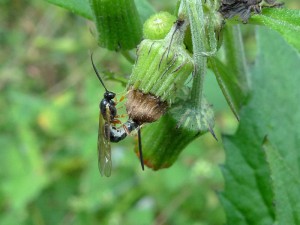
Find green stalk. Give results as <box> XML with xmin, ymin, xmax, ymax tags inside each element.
<box><xmin>185</xmin><ymin>0</ymin><xmax>207</xmax><ymax>109</ymax></box>
<box><xmin>121</xmin><ymin>50</ymin><xmax>136</xmax><ymax>64</ymax></box>
<box><xmin>89</xmin><ymin>0</ymin><xmax>142</xmax><ymax>51</ymax></box>
<box><xmin>223</xmin><ymin>25</ymin><xmax>250</xmax><ymax>94</ymax></box>
<box><xmin>191</xmin><ymin>59</ymin><xmax>206</xmax><ymax>109</ymax></box>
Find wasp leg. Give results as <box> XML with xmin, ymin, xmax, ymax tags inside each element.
<box><xmin>114</xmin><ymin>95</ymin><xmax>126</xmax><ymax>104</ymax></box>
<box><xmin>115</xmin><ymin>114</ymin><xmax>127</xmax><ymax>119</ymax></box>
<box><xmin>111</xmin><ymin>119</ymin><xmax>122</xmax><ymax>125</ymax></box>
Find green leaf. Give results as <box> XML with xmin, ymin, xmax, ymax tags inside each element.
<box><xmin>249</xmin><ymin>8</ymin><xmax>300</xmax><ymax>52</ymax></box>
<box><xmin>220</xmin><ymin>27</ymin><xmax>300</xmax><ymax>224</ymax></box>
<box><xmin>263</xmin><ymin>137</ymin><xmax>300</xmax><ymax>225</ymax></box>
<box><xmin>45</xmin><ymin>0</ymin><xmax>93</xmax><ymax>20</ymax></box>
<box><xmin>209</xmin><ymin>57</ymin><xmax>247</xmax><ymax>121</ymax></box>
<box><xmin>45</xmin><ymin>0</ymin><xmax>155</xmax><ymax>22</ymax></box>
<box><xmin>210</xmin><ymin>25</ymin><xmax>250</xmax><ymax>121</ymax></box>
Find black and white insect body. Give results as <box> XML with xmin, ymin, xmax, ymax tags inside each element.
<box><xmin>91</xmin><ymin>53</ymin><xmax>144</xmax><ymax>177</ymax></box>
<box><xmin>109</xmin><ymin>119</ymin><xmax>139</xmax><ymax>142</ymax></box>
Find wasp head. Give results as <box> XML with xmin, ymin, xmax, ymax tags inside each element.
<box><xmin>104</xmin><ymin>91</ymin><xmax>116</xmax><ymax>100</ymax></box>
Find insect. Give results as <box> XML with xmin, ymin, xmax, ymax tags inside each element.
<box><xmin>91</xmin><ymin>53</ymin><xmax>144</xmax><ymax>177</ymax></box>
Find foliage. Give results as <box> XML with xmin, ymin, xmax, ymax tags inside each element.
<box><xmin>249</xmin><ymin>8</ymin><xmax>300</xmax><ymax>52</ymax></box>
<box><xmin>1</xmin><ymin>0</ymin><xmax>300</xmax><ymax>224</ymax></box>
<box><xmin>220</xmin><ymin>27</ymin><xmax>300</xmax><ymax>225</ymax></box>
<box><xmin>0</xmin><ymin>1</ymin><xmax>224</xmax><ymax>224</ymax></box>
<box><xmin>45</xmin><ymin>0</ymin><xmax>155</xmax><ymax>22</ymax></box>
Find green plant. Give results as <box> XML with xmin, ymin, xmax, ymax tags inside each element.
<box><xmin>7</xmin><ymin>0</ymin><xmax>299</xmax><ymax>224</ymax></box>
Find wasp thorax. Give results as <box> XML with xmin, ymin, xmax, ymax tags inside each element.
<box><xmin>125</xmin><ymin>87</ymin><xmax>168</xmax><ymax>124</ymax></box>
<box><xmin>100</xmin><ymin>98</ymin><xmax>116</xmax><ymax>120</ymax></box>
<box><xmin>127</xmin><ymin>19</ymin><xmax>194</xmax><ymax>123</ymax></box>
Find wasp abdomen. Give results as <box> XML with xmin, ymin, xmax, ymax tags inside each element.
<box><xmin>110</xmin><ymin>127</ymin><xmax>127</xmax><ymax>142</ymax></box>
<box><xmin>110</xmin><ymin>120</ymin><xmax>139</xmax><ymax>143</ymax></box>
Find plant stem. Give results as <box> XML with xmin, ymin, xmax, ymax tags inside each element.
<box><xmin>223</xmin><ymin>25</ymin><xmax>250</xmax><ymax>95</ymax></box>
<box><xmin>191</xmin><ymin>59</ymin><xmax>206</xmax><ymax>109</ymax></box>
<box><xmin>185</xmin><ymin>0</ymin><xmax>207</xmax><ymax>108</ymax></box>
<box><xmin>121</xmin><ymin>50</ymin><xmax>136</xmax><ymax>64</ymax></box>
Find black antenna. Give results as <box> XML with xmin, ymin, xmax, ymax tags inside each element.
<box><xmin>137</xmin><ymin>128</ymin><xmax>144</xmax><ymax>170</ymax></box>
<box><xmin>91</xmin><ymin>53</ymin><xmax>109</xmax><ymax>92</ymax></box>
<box><xmin>159</xmin><ymin>20</ymin><xmax>181</xmax><ymax>69</ymax></box>
<box><xmin>166</xmin><ymin>19</ymin><xmax>184</xmax><ymax>59</ymax></box>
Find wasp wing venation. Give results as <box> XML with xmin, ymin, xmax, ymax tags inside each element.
<box><xmin>97</xmin><ymin>106</ymin><xmax>112</xmax><ymax>177</ymax></box>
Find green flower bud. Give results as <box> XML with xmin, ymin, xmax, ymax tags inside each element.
<box><xmin>89</xmin><ymin>0</ymin><xmax>142</xmax><ymax>51</ymax></box>
<box><xmin>125</xmin><ymin>19</ymin><xmax>194</xmax><ymax>124</ymax></box>
<box><xmin>129</xmin><ymin>20</ymin><xmax>194</xmax><ymax>103</ymax></box>
<box><xmin>143</xmin><ymin>11</ymin><xmax>177</xmax><ymax>40</ymax></box>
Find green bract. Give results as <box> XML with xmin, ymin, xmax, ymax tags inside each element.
<box><xmin>139</xmin><ymin>97</ymin><xmax>214</xmax><ymax>170</ymax></box>
<box><xmin>89</xmin><ymin>0</ymin><xmax>142</xmax><ymax>51</ymax></box>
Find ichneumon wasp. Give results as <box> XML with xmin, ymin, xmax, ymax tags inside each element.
<box><xmin>91</xmin><ymin>53</ymin><xmax>144</xmax><ymax>177</ymax></box>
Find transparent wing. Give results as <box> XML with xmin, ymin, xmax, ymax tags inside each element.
<box><xmin>97</xmin><ymin>106</ymin><xmax>112</xmax><ymax>177</ymax></box>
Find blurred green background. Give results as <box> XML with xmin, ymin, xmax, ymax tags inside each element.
<box><xmin>0</xmin><ymin>0</ymin><xmax>298</xmax><ymax>225</ymax></box>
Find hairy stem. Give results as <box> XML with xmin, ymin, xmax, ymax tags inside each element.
<box><xmin>185</xmin><ymin>0</ymin><xmax>207</xmax><ymax>108</ymax></box>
